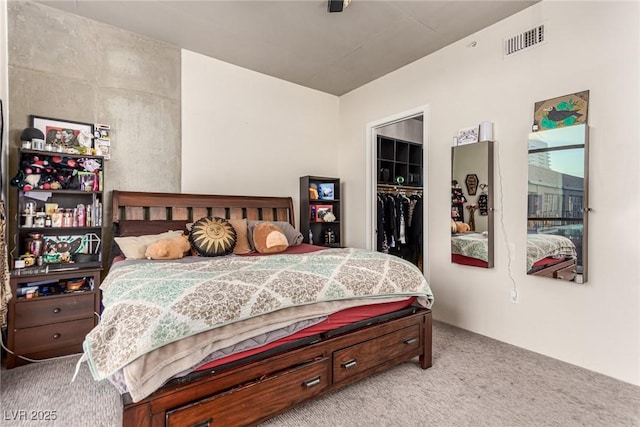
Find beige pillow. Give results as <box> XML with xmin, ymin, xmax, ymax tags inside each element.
<box><xmin>115</xmin><ymin>230</ymin><xmax>185</xmax><ymax>259</ymax></box>
<box><xmin>228</xmin><ymin>219</ymin><xmax>252</xmax><ymax>254</ymax></box>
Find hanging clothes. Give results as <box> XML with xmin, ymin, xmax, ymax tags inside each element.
<box><xmin>376</xmin><ymin>188</ymin><xmax>423</xmax><ymax>269</ymax></box>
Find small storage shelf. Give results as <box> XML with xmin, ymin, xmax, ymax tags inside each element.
<box><xmin>300</xmin><ymin>176</ymin><xmax>341</xmax><ymax>248</ymax></box>
<box><xmin>377</xmin><ymin>136</ymin><xmax>423</xmax><ymax>187</ymax></box>
<box><xmin>6</xmin><ymin>146</ymin><xmax>105</xmax><ymax>368</ymax></box>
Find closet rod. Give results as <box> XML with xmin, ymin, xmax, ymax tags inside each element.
<box><xmin>377</xmin><ymin>183</ymin><xmax>423</xmax><ymax>193</ymax></box>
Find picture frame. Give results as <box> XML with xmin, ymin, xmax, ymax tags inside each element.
<box><xmin>94</xmin><ymin>123</ymin><xmax>111</xmax><ymax>160</ymax></box>
<box><xmin>533</xmin><ymin>90</ymin><xmax>589</xmax><ymax>131</ymax></box>
<box><xmin>318</xmin><ymin>183</ymin><xmax>335</xmax><ymax>200</ymax></box>
<box><xmin>78</xmin><ymin>171</ymin><xmax>97</xmax><ymax>192</ymax></box>
<box><xmin>30</xmin><ymin>115</ymin><xmax>94</xmax><ymax>155</ymax></box>
<box><xmin>315</xmin><ymin>205</ymin><xmax>333</xmax><ymax>222</ymax></box>
<box><xmin>456</xmin><ymin>125</ymin><xmax>479</xmax><ymax>146</ymax></box>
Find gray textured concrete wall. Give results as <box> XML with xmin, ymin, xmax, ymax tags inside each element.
<box><xmin>7</xmin><ymin>1</ymin><xmax>181</xmax><ymax>196</ymax></box>
<box><xmin>7</xmin><ymin>1</ymin><xmax>181</xmax><ymax>263</ymax></box>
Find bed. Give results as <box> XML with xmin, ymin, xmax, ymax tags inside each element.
<box><xmin>84</xmin><ymin>190</ymin><xmax>434</xmax><ymax>426</ymax></box>
<box><xmin>451</xmin><ymin>231</ymin><xmax>577</xmax><ymax>279</ymax></box>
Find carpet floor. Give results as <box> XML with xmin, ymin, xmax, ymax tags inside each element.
<box><xmin>1</xmin><ymin>321</ymin><xmax>638</xmax><ymax>426</ymax></box>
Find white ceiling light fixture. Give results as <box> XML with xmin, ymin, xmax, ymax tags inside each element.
<box><xmin>328</xmin><ymin>0</ymin><xmax>351</xmax><ymax>13</ymax></box>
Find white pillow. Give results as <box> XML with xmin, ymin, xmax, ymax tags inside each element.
<box><xmin>115</xmin><ymin>230</ymin><xmax>185</xmax><ymax>259</ymax></box>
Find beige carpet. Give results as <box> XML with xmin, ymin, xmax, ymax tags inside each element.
<box><xmin>1</xmin><ymin>321</ymin><xmax>638</xmax><ymax>426</ymax></box>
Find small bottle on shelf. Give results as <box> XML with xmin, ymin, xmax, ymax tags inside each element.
<box><xmin>308</xmin><ymin>229</ymin><xmax>313</xmax><ymax>245</ymax></box>
<box><xmin>76</xmin><ymin>204</ymin><xmax>85</xmax><ymax>227</ymax></box>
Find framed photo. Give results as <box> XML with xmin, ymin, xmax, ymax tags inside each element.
<box><xmin>78</xmin><ymin>171</ymin><xmax>96</xmax><ymax>192</ymax></box>
<box><xmin>533</xmin><ymin>90</ymin><xmax>589</xmax><ymax>131</ymax></box>
<box><xmin>318</xmin><ymin>183</ymin><xmax>335</xmax><ymax>200</ymax></box>
<box><xmin>315</xmin><ymin>205</ymin><xmax>333</xmax><ymax>222</ymax></box>
<box><xmin>457</xmin><ymin>125</ymin><xmax>479</xmax><ymax>146</ymax></box>
<box><xmin>94</xmin><ymin>123</ymin><xmax>111</xmax><ymax>160</ymax></box>
<box><xmin>30</xmin><ymin>115</ymin><xmax>94</xmax><ymax>155</ymax></box>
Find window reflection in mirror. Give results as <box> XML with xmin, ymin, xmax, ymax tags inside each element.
<box><xmin>451</xmin><ymin>141</ymin><xmax>494</xmax><ymax>268</ymax></box>
<box><xmin>527</xmin><ymin>124</ymin><xmax>588</xmax><ymax>283</ymax></box>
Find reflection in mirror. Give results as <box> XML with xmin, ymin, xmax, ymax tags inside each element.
<box><xmin>451</xmin><ymin>141</ymin><xmax>494</xmax><ymax>268</ymax></box>
<box><xmin>527</xmin><ymin>124</ymin><xmax>588</xmax><ymax>283</ymax></box>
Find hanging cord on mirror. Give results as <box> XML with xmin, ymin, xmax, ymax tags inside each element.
<box><xmin>495</xmin><ymin>141</ymin><xmax>518</xmax><ymax>297</ymax></box>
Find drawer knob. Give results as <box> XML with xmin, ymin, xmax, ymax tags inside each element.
<box><xmin>191</xmin><ymin>418</ymin><xmax>213</xmax><ymax>427</ymax></box>
<box><xmin>53</xmin><ymin>308</ymin><xmax>61</xmax><ymax>314</ymax></box>
<box><xmin>341</xmin><ymin>359</ymin><xmax>357</xmax><ymax>369</ymax></box>
<box><xmin>303</xmin><ymin>376</ymin><xmax>321</xmax><ymax>388</ymax></box>
<box><xmin>53</xmin><ymin>333</ymin><xmax>61</xmax><ymax>339</ymax></box>
<box><xmin>403</xmin><ymin>337</ymin><xmax>417</xmax><ymax>345</ymax></box>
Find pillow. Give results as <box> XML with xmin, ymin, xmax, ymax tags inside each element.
<box><xmin>114</xmin><ymin>230</ymin><xmax>185</xmax><ymax>259</ymax></box>
<box><xmin>247</xmin><ymin>220</ymin><xmax>302</xmax><ymax>251</ymax></box>
<box><xmin>252</xmin><ymin>222</ymin><xmax>288</xmax><ymax>254</ymax></box>
<box><xmin>228</xmin><ymin>218</ymin><xmax>252</xmax><ymax>254</ymax></box>
<box><xmin>189</xmin><ymin>216</ymin><xmax>237</xmax><ymax>257</ymax></box>
<box><xmin>116</xmin><ymin>220</ymin><xmax>189</xmax><ymax>237</ymax></box>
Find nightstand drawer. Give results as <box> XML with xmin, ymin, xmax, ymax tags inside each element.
<box><xmin>13</xmin><ymin>317</ymin><xmax>95</xmax><ymax>354</ymax></box>
<box><xmin>14</xmin><ymin>293</ymin><xmax>95</xmax><ymax>329</ymax></box>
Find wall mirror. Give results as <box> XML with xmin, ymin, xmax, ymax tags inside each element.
<box><xmin>451</xmin><ymin>141</ymin><xmax>494</xmax><ymax>268</ymax></box>
<box><xmin>527</xmin><ymin>124</ymin><xmax>588</xmax><ymax>283</ymax></box>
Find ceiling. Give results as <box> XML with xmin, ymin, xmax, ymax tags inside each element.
<box><xmin>39</xmin><ymin>0</ymin><xmax>538</xmax><ymax>96</ymax></box>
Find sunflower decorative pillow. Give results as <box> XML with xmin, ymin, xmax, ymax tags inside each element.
<box><xmin>189</xmin><ymin>217</ymin><xmax>237</xmax><ymax>257</ymax></box>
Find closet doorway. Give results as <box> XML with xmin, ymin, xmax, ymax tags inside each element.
<box><xmin>366</xmin><ymin>107</ymin><xmax>428</xmax><ymax>274</ymax></box>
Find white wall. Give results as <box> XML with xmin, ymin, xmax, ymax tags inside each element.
<box><xmin>181</xmin><ymin>50</ymin><xmax>339</xmax><ymax>229</ymax></box>
<box><xmin>338</xmin><ymin>1</ymin><xmax>640</xmax><ymax>385</ymax></box>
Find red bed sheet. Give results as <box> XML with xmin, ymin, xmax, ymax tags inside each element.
<box><xmin>452</xmin><ymin>253</ymin><xmax>571</xmax><ymax>270</ymax></box>
<box><xmin>239</xmin><ymin>243</ymin><xmax>328</xmax><ymax>256</ymax></box>
<box><xmin>194</xmin><ymin>297</ymin><xmax>417</xmax><ymax>372</ymax></box>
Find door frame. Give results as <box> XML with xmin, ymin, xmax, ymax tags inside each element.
<box><xmin>365</xmin><ymin>105</ymin><xmax>430</xmax><ymax>277</ymax></box>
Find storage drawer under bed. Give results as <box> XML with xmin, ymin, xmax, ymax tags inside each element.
<box><xmin>165</xmin><ymin>357</ymin><xmax>330</xmax><ymax>426</ymax></box>
<box><xmin>332</xmin><ymin>324</ymin><xmax>421</xmax><ymax>384</ymax></box>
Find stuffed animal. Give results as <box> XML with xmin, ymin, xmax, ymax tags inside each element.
<box><xmin>253</xmin><ymin>222</ymin><xmax>289</xmax><ymax>254</ymax></box>
<box><xmin>309</xmin><ymin>183</ymin><xmax>319</xmax><ymax>200</ymax></box>
<box><xmin>455</xmin><ymin>221</ymin><xmax>470</xmax><ymax>233</ymax></box>
<box><xmin>145</xmin><ymin>234</ymin><xmax>191</xmax><ymax>260</ymax></box>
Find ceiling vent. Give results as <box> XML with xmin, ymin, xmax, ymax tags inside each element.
<box><xmin>504</xmin><ymin>24</ymin><xmax>546</xmax><ymax>57</ymax></box>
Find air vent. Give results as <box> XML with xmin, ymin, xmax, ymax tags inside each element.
<box><xmin>504</xmin><ymin>24</ymin><xmax>545</xmax><ymax>56</ymax></box>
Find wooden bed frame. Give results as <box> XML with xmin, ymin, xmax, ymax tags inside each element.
<box><xmin>110</xmin><ymin>191</ymin><xmax>433</xmax><ymax>427</ymax></box>
<box><xmin>530</xmin><ymin>258</ymin><xmax>577</xmax><ymax>280</ymax></box>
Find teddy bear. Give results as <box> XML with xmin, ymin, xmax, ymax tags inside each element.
<box><xmin>145</xmin><ymin>234</ymin><xmax>191</xmax><ymax>260</ymax></box>
<box><xmin>308</xmin><ymin>183</ymin><xmax>319</xmax><ymax>200</ymax></box>
<box><xmin>455</xmin><ymin>221</ymin><xmax>471</xmax><ymax>233</ymax></box>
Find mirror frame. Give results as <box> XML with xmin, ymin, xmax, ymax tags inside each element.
<box><xmin>527</xmin><ymin>124</ymin><xmax>589</xmax><ymax>283</ymax></box>
<box><xmin>451</xmin><ymin>141</ymin><xmax>494</xmax><ymax>268</ymax></box>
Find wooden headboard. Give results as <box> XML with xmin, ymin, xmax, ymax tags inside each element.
<box><xmin>112</xmin><ymin>191</ymin><xmax>295</xmax><ymax>226</ymax></box>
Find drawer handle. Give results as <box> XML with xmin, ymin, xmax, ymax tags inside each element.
<box><xmin>191</xmin><ymin>418</ymin><xmax>213</xmax><ymax>427</ymax></box>
<box><xmin>53</xmin><ymin>308</ymin><xmax>61</xmax><ymax>314</ymax></box>
<box><xmin>303</xmin><ymin>376</ymin><xmax>321</xmax><ymax>388</ymax></box>
<box><xmin>404</xmin><ymin>337</ymin><xmax>417</xmax><ymax>345</ymax></box>
<box><xmin>341</xmin><ymin>359</ymin><xmax>357</xmax><ymax>369</ymax></box>
<box><xmin>53</xmin><ymin>333</ymin><xmax>61</xmax><ymax>340</ymax></box>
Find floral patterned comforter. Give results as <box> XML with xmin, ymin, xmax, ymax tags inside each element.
<box><xmin>526</xmin><ymin>233</ymin><xmax>576</xmax><ymax>271</ymax></box>
<box><xmin>451</xmin><ymin>232</ymin><xmax>576</xmax><ymax>271</ymax></box>
<box><xmin>451</xmin><ymin>232</ymin><xmax>489</xmax><ymax>262</ymax></box>
<box><xmin>83</xmin><ymin>248</ymin><xmax>433</xmax><ymax>382</ymax></box>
